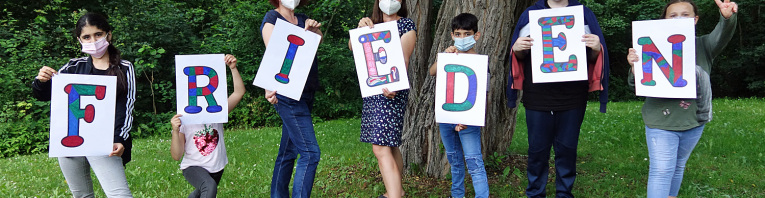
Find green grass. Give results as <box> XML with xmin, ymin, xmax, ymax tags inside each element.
<box><xmin>1</xmin><ymin>99</ymin><xmax>764</xmax><ymax>197</ymax></box>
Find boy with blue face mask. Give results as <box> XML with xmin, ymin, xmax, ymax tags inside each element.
<box><xmin>428</xmin><ymin>13</ymin><xmax>490</xmax><ymax>198</ymax></box>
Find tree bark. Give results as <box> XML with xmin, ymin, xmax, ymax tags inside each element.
<box><xmin>401</xmin><ymin>0</ymin><xmax>536</xmax><ymax>178</ymax></box>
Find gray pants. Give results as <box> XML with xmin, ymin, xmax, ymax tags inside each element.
<box><xmin>58</xmin><ymin>156</ymin><xmax>133</xmax><ymax>198</ymax></box>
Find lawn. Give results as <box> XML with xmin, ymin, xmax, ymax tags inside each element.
<box><xmin>1</xmin><ymin>99</ymin><xmax>763</xmax><ymax>197</ymax></box>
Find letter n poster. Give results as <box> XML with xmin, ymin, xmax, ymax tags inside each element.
<box><xmin>435</xmin><ymin>53</ymin><xmax>488</xmax><ymax>126</ymax></box>
<box><xmin>529</xmin><ymin>5</ymin><xmax>588</xmax><ymax>83</ymax></box>
<box><xmin>49</xmin><ymin>74</ymin><xmax>116</xmax><ymax>157</ymax></box>
<box><xmin>176</xmin><ymin>54</ymin><xmax>228</xmax><ymax>124</ymax></box>
<box><xmin>253</xmin><ymin>19</ymin><xmax>321</xmax><ymax>100</ymax></box>
<box><xmin>349</xmin><ymin>21</ymin><xmax>410</xmax><ymax>97</ymax></box>
<box><xmin>632</xmin><ymin>18</ymin><xmax>696</xmax><ymax>98</ymax></box>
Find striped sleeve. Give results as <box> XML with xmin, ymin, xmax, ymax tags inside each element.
<box><xmin>119</xmin><ymin>60</ymin><xmax>136</xmax><ymax>140</ymax></box>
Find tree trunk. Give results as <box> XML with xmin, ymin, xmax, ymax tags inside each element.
<box><xmin>401</xmin><ymin>0</ymin><xmax>536</xmax><ymax>178</ymax></box>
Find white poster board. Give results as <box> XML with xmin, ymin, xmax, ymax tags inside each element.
<box><xmin>253</xmin><ymin>19</ymin><xmax>321</xmax><ymax>100</ymax></box>
<box><xmin>632</xmin><ymin>18</ymin><xmax>696</xmax><ymax>98</ymax></box>
<box><xmin>49</xmin><ymin>74</ymin><xmax>116</xmax><ymax>157</ymax></box>
<box><xmin>529</xmin><ymin>5</ymin><xmax>588</xmax><ymax>83</ymax></box>
<box><xmin>176</xmin><ymin>54</ymin><xmax>228</xmax><ymax>124</ymax></box>
<box><xmin>349</xmin><ymin>21</ymin><xmax>411</xmax><ymax>97</ymax></box>
<box><xmin>434</xmin><ymin>53</ymin><xmax>489</xmax><ymax>126</ymax></box>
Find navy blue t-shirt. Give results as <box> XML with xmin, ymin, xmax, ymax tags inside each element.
<box><xmin>261</xmin><ymin>10</ymin><xmax>320</xmax><ymax>95</ymax></box>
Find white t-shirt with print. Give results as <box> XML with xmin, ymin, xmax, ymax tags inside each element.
<box><xmin>179</xmin><ymin>123</ymin><xmax>228</xmax><ymax>173</ymax></box>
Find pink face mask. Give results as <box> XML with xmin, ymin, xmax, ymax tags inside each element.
<box><xmin>80</xmin><ymin>33</ymin><xmax>109</xmax><ymax>58</ymax></box>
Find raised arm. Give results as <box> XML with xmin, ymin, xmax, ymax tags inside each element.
<box><xmin>401</xmin><ymin>30</ymin><xmax>417</xmax><ymax>69</ymax></box>
<box><xmin>170</xmin><ymin>114</ymin><xmax>185</xmax><ymax>161</ymax></box>
<box><xmin>226</xmin><ymin>54</ymin><xmax>245</xmax><ymax>112</ymax></box>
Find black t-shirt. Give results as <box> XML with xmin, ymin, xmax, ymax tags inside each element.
<box><xmin>520</xmin><ymin>52</ymin><xmax>588</xmax><ymax>111</ymax></box>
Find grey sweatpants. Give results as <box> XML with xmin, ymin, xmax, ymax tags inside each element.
<box><xmin>58</xmin><ymin>156</ymin><xmax>133</xmax><ymax>198</ymax></box>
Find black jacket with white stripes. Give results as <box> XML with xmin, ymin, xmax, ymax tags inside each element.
<box><xmin>32</xmin><ymin>57</ymin><xmax>136</xmax><ymax>165</ymax></box>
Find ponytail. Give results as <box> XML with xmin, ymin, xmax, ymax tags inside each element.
<box><xmin>106</xmin><ymin>44</ymin><xmax>128</xmax><ymax>94</ymax></box>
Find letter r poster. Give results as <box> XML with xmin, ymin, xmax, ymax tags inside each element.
<box><xmin>175</xmin><ymin>54</ymin><xmax>228</xmax><ymax>125</ymax></box>
<box><xmin>435</xmin><ymin>53</ymin><xmax>489</xmax><ymax>126</ymax></box>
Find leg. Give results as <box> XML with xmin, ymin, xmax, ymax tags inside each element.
<box><xmin>525</xmin><ymin>109</ymin><xmax>556</xmax><ymax>198</ymax></box>
<box><xmin>459</xmin><ymin>126</ymin><xmax>489</xmax><ymax>198</ymax></box>
<box><xmin>439</xmin><ymin>123</ymin><xmax>466</xmax><ymax>198</ymax></box>
<box><xmin>645</xmin><ymin>126</ymin><xmax>681</xmax><ymax>198</ymax></box>
<box><xmin>58</xmin><ymin>157</ymin><xmax>95</xmax><ymax>198</ymax></box>
<box><xmin>551</xmin><ymin>107</ymin><xmax>585</xmax><ymax>198</ymax></box>
<box><xmin>279</xmin><ymin>95</ymin><xmax>321</xmax><ymax>198</ymax></box>
<box><xmin>391</xmin><ymin>146</ymin><xmax>404</xmax><ymax>197</ymax></box>
<box><xmin>182</xmin><ymin>166</ymin><xmax>218</xmax><ymax>198</ymax></box>
<box><xmin>271</xmin><ymin>95</ymin><xmax>300</xmax><ymax>198</ymax></box>
<box><xmin>373</xmin><ymin>144</ymin><xmax>402</xmax><ymax>198</ymax></box>
<box><xmin>668</xmin><ymin>125</ymin><xmax>704</xmax><ymax>197</ymax></box>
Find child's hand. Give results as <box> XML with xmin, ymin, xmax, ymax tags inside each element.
<box><xmin>225</xmin><ymin>54</ymin><xmax>237</xmax><ymax>70</ymax></box>
<box><xmin>110</xmin><ymin>143</ymin><xmax>125</xmax><ymax>157</ymax></box>
<box><xmin>715</xmin><ymin>0</ymin><xmax>738</xmax><ymax>19</ymax></box>
<box><xmin>36</xmin><ymin>66</ymin><xmax>57</xmax><ymax>82</ymax></box>
<box><xmin>582</xmin><ymin>34</ymin><xmax>601</xmax><ymax>52</ymax></box>
<box><xmin>455</xmin><ymin>124</ymin><xmax>467</xmax><ymax>132</ymax></box>
<box><xmin>305</xmin><ymin>19</ymin><xmax>322</xmax><ymax>33</ymax></box>
<box><xmin>357</xmin><ymin>17</ymin><xmax>374</xmax><ymax>28</ymax></box>
<box><xmin>171</xmin><ymin>114</ymin><xmax>183</xmax><ymax>132</ymax></box>
<box><xmin>266</xmin><ymin>90</ymin><xmax>278</xmax><ymax>104</ymax></box>
<box><xmin>627</xmin><ymin>48</ymin><xmax>638</xmax><ymax>70</ymax></box>
<box><xmin>382</xmin><ymin>88</ymin><xmax>397</xmax><ymax>99</ymax></box>
<box><xmin>512</xmin><ymin>37</ymin><xmax>533</xmax><ymax>52</ymax></box>
<box><xmin>444</xmin><ymin>46</ymin><xmax>459</xmax><ymax>54</ymax></box>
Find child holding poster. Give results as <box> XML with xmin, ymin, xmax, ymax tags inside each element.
<box><xmin>169</xmin><ymin>54</ymin><xmax>243</xmax><ymax>198</ymax></box>
<box><xmin>261</xmin><ymin>0</ymin><xmax>324</xmax><ymax>197</ymax></box>
<box><xmin>32</xmin><ymin>12</ymin><xmax>135</xmax><ymax>197</ymax></box>
<box><xmin>351</xmin><ymin>0</ymin><xmax>416</xmax><ymax>197</ymax></box>
<box><xmin>428</xmin><ymin>13</ymin><xmax>490</xmax><ymax>198</ymax></box>
<box><xmin>626</xmin><ymin>0</ymin><xmax>738</xmax><ymax>197</ymax></box>
<box><xmin>507</xmin><ymin>0</ymin><xmax>609</xmax><ymax>197</ymax></box>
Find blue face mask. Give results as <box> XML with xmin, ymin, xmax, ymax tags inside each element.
<box><xmin>453</xmin><ymin>35</ymin><xmax>476</xmax><ymax>52</ymax></box>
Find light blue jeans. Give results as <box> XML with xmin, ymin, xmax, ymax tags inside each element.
<box><xmin>645</xmin><ymin>124</ymin><xmax>704</xmax><ymax>198</ymax></box>
<box><xmin>439</xmin><ymin>123</ymin><xmax>489</xmax><ymax>198</ymax></box>
<box><xmin>58</xmin><ymin>156</ymin><xmax>133</xmax><ymax>198</ymax></box>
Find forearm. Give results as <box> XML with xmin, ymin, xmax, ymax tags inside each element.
<box><xmin>170</xmin><ymin>130</ymin><xmax>184</xmax><ymax>161</ymax></box>
<box><xmin>706</xmin><ymin>12</ymin><xmax>738</xmax><ymax>57</ymax></box>
<box><xmin>228</xmin><ymin>67</ymin><xmax>245</xmax><ymax>111</ymax></box>
<box><xmin>429</xmin><ymin>61</ymin><xmax>438</xmax><ymax>76</ymax></box>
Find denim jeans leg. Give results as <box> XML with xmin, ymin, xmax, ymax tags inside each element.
<box><xmin>271</xmin><ymin>124</ymin><xmax>298</xmax><ymax>198</ymax></box>
<box><xmin>439</xmin><ymin>123</ymin><xmax>465</xmax><ymax>198</ymax></box>
<box><xmin>272</xmin><ymin>94</ymin><xmax>320</xmax><ymax>198</ymax></box>
<box><xmin>646</xmin><ymin>126</ymin><xmax>680</xmax><ymax>198</ymax></box>
<box><xmin>552</xmin><ymin>107</ymin><xmax>585</xmax><ymax>198</ymax></box>
<box><xmin>525</xmin><ymin>109</ymin><xmax>556</xmax><ymax>198</ymax></box>
<box><xmin>459</xmin><ymin>126</ymin><xmax>489</xmax><ymax>198</ymax></box>
<box><xmin>58</xmin><ymin>157</ymin><xmax>96</xmax><ymax>198</ymax></box>
<box><xmin>669</xmin><ymin>124</ymin><xmax>704</xmax><ymax>196</ymax></box>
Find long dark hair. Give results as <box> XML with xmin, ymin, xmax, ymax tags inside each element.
<box><xmin>661</xmin><ymin>0</ymin><xmax>699</xmax><ymax>19</ymax></box>
<box><xmin>371</xmin><ymin>0</ymin><xmax>408</xmax><ymax>24</ymax></box>
<box><xmin>74</xmin><ymin>12</ymin><xmax>127</xmax><ymax>94</ymax></box>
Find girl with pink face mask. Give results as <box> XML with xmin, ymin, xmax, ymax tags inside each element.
<box><xmin>32</xmin><ymin>12</ymin><xmax>136</xmax><ymax>198</ymax></box>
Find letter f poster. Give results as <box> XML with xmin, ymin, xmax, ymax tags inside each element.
<box><xmin>349</xmin><ymin>21</ymin><xmax>411</xmax><ymax>97</ymax></box>
<box><xmin>49</xmin><ymin>74</ymin><xmax>116</xmax><ymax>157</ymax></box>
<box><xmin>435</xmin><ymin>53</ymin><xmax>488</xmax><ymax>126</ymax></box>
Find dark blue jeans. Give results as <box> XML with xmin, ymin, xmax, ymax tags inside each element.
<box><xmin>525</xmin><ymin>107</ymin><xmax>585</xmax><ymax>198</ymax></box>
<box><xmin>271</xmin><ymin>94</ymin><xmax>321</xmax><ymax>198</ymax></box>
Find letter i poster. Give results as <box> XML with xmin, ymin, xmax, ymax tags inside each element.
<box><xmin>435</xmin><ymin>53</ymin><xmax>489</xmax><ymax>126</ymax></box>
<box><xmin>528</xmin><ymin>5</ymin><xmax>588</xmax><ymax>83</ymax></box>
<box><xmin>176</xmin><ymin>54</ymin><xmax>228</xmax><ymax>125</ymax></box>
<box><xmin>253</xmin><ymin>19</ymin><xmax>321</xmax><ymax>100</ymax></box>
<box><xmin>632</xmin><ymin>18</ymin><xmax>696</xmax><ymax>98</ymax></box>
<box><xmin>349</xmin><ymin>21</ymin><xmax>410</xmax><ymax>97</ymax></box>
<box><xmin>49</xmin><ymin>74</ymin><xmax>116</xmax><ymax>157</ymax></box>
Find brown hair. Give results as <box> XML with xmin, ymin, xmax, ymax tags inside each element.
<box><xmin>371</xmin><ymin>0</ymin><xmax>408</xmax><ymax>24</ymax></box>
<box><xmin>268</xmin><ymin>0</ymin><xmax>311</xmax><ymax>8</ymax></box>
<box><xmin>661</xmin><ymin>0</ymin><xmax>699</xmax><ymax>19</ymax></box>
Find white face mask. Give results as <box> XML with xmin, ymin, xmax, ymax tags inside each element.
<box><xmin>281</xmin><ymin>0</ymin><xmax>300</xmax><ymax>10</ymax></box>
<box><xmin>379</xmin><ymin>0</ymin><xmax>401</xmax><ymax>16</ymax></box>
<box><xmin>80</xmin><ymin>33</ymin><xmax>110</xmax><ymax>58</ymax></box>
